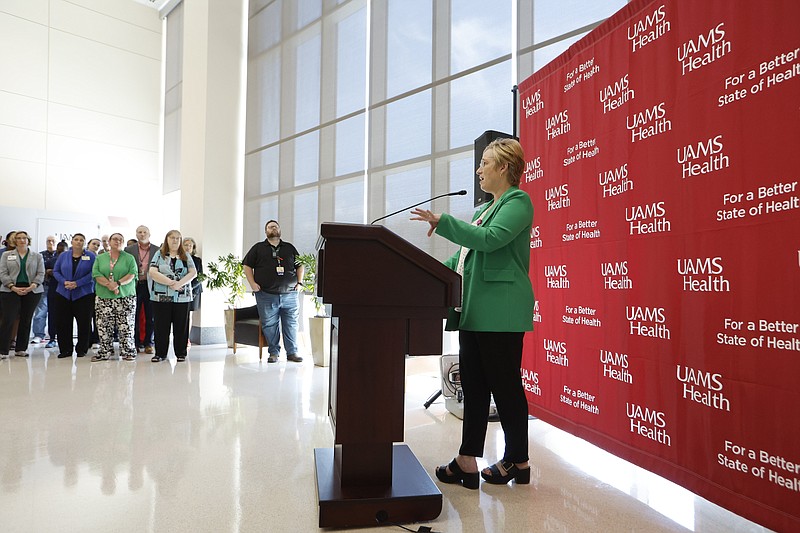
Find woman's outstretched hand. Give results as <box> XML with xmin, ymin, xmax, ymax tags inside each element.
<box><xmin>410</xmin><ymin>208</ymin><xmax>441</xmax><ymax>237</ymax></box>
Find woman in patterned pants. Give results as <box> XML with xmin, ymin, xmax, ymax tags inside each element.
<box><xmin>91</xmin><ymin>233</ymin><xmax>138</xmax><ymax>362</ymax></box>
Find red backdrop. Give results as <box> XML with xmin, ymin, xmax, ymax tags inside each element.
<box><xmin>518</xmin><ymin>1</ymin><xmax>800</xmax><ymax>531</ymax></box>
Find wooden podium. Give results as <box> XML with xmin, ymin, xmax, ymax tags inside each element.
<box><xmin>314</xmin><ymin>223</ymin><xmax>461</xmax><ymax>528</ymax></box>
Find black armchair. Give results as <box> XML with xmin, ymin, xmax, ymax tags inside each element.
<box><xmin>232</xmin><ymin>305</ymin><xmax>266</xmax><ymax>360</ymax></box>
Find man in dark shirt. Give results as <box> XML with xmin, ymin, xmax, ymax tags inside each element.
<box><xmin>242</xmin><ymin>220</ymin><xmax>305</xmax><ymax>363</ymax></box>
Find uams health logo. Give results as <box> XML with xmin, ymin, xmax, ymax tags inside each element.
<box><xmin>543</xmin><ymin>338</ymin><xmax>568</xmax><ymax>367</ymax></box>
<box><xmin>600</xmin><ymin>350</ymin><xmax>632</xmax><ymax>384</ymax></box>
<box><xmin>626</xmin><ymin>102</ymin><xmax>671</xmax><ymax>142</ymax></box>
<box><xmin>626</xmin><ymin>201</ymin><xmax>671</xmax><ymax>235</ymax></box>
<box><xmin>677</xmin><ymin>365</ymin><xmax>730</xmax><ymax>411</ymax></box>
<box><xmin>522</xmin><ymin>89</ymin><xmax>544</xmax><ymax>118</ymax></box>
<box><xmin>627</xmin><ymin>4</ymin><xmax>670</xmax><ymax>53</ymax></box>
<box><xmin>545</xmin><ymin>264</ymin><xmax>569</xmax><ymax>289</ymax></box>
<box><xmin>677</xmin><ymin>257</ymin><xmax>731</xmax><ymax>292</ymax></box>
<box><xmin>627</xmin><ymin>306</ymin><xmax>670</xmax><ymax>339</ymax></box>
<box><xmin>599</xmin><ymin>74</ymin><xmax>634</xmax><ymax>114</ymax></box>
<box><xmin>546</xmin><ymin>184</ymin><xmax>570</xmax><ymax>211</ymax></box>
<box><xmin>627</xmin><ymin>403</ymin><xmax>671</xmax><ymax>446</ymax></box>
<box><xmin>677</xmin><ymin>134</ymin><xmax>729</xmax><ymax>179</ymax></box>
<box><xmin>521</xmin><ymin>369</ymin><xmax>541</xmax><ymax>396</ymax></box>
<box><xmin>524</xmin><ymin>157</ymin><xmax>543</xmax><ymax>183</ymax></box>
<box><xmin>601</xmin><ymin>261</ymin><xmax>632</xmax><ymax>290</ymax></box>
<box><xmin>546</xmin><ymin>110</ymin><xmax>570</xmax><ymax>140</ymax></box>
<box><xmin>678</xmin><ymin>23</ymin><xmax>730</xmax><ymax>76</ymax></box>
<box><xmin>599</xmin><ymin>163</ymin><xmax>633</xmax><ymax>198</ymax></box>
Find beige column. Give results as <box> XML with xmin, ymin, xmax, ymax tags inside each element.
<box><xmin>180</xmin><ymin>0</ymin><xmax>247</xmax><ymax>344</ymax></box>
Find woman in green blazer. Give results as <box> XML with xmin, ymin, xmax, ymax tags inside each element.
<box><xmin>412</xmin><ymin>138</ymin><xmax>534</xmax><ymax>489</ymax></box>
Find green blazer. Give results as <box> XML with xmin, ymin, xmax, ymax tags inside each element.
<box><xmin>437</xmin><ymin>186</ymin><xmax>534</xmax><ymax>332</ymax></box>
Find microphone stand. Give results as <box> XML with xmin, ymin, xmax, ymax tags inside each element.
<box><xmin>370</xmin><ymin>190</ymin><xmax>467</xmax><ymax>225</ymax></box>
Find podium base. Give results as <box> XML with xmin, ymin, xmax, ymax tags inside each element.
<box><xmin>314</xmin><ymin>444</ymin><xmax>442</xmax><ymax>528</ymax></box>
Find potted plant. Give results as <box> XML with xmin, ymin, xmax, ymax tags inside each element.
<box><xmin>204</xmin><ymin>253</ymin><xmax>247</xmax><ymax>347</ymax></box>
<box><xmin>297</xmin><ymin>253</ymin><xmax>330</xmax><ymax>366</ymax></box>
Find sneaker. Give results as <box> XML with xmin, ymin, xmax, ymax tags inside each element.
<box><xmin>137</xmin><ymin>346</ymin><xmax>145</xmax><ymax>353</ymax></box>
<box><xmin>15</xmin><ymin>351</ymin><xmax>28</xmax><ymax>357</ymax></box>
<box><xmin>123</xmin><ymin>354</ymin><xmax>136</xmax><ymax>361</ymax></box>
<box><xmin>31</xmin><ymin>337</ymin><xmax>42</xmax><ymax>344</ymax></box>
<box><xmin>0</xmin><ymin>353</ymin><xmax>8</xmax><ymax>360</ymax></box>
<box><xmin>91</xmin><ymin>355</ymin><xmax>109</xmax><ymax>362</ymax></box>
<box><xmin>45</xmin><ymin>341</ymin><xmax>56</xmax><ymax>349</ymax></box>
<box><xmin>267</xmin><ymin>354</ymin><xmax>278</xmax><ymax>363</ymax></box>
<box><xmin>92</xmin><ymin>343</ymin><xmax>99</xmax><ymax>349</ymax></box>
<box><xmin>144</xmin><ymin>346</ymin><xmax>154</xmax><ymax>354</ymax></box>
<box><xmin>287</xmin><ymin>353</ymin><xmax>303</xmax><ymax>363</ymax></box>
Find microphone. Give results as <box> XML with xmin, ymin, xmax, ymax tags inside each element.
<box><xmin>370</xmin><ymin>190</ymin><xmax>467</xmax><ymax>225</ymax></box>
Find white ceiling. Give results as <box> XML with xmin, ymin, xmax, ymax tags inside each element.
<box><xmin>130</xmin><ymin>0</ymin><xmax>172</xmax><ymax>13</ymax></box>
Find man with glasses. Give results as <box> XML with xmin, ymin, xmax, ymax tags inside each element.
<box><xmin>243</xmin><ymin>220</ymin><xmax>305</xmax><ymax>363</ymax></box>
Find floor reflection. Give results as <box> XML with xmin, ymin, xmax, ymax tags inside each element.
<box><xmin>0</xmin><ymin>346</ymin><xmax>775</xmax><ymax>532</ymax></box>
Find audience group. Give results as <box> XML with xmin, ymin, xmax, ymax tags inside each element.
<box><xmin>0</xmin><ymin>226</ymin><xmax>202</xmax><ymax>362</ymax></box>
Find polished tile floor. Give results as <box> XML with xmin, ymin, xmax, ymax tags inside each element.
<box><xmin>0</xmin><ymin>342</ymin><xmax>773</xmax><ymax>533</ymax></box>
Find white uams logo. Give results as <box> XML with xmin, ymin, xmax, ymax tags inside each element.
<box><xmin>522</xmin><ymin>89</ymin><xmax>544</xmax><ymax>117</ymax></box>
<box><xmin>627</xmin><ymin>306</ymin><xmax>670</xmax><ymax>339</ymax></box>
<box><xmin>545</xmin><ymin>264</ymin><xmax>569</xmax><ymax>289</ymax></box>
<box><xmin>601</xmin><ymin>261</ymin><xmax>632</xmax><ymax>290</ymax></box>
<box><xmin>676</xmin><ymin>365</ymin><xmax>730</xmax><ymax>411</ymax></box>
<box><xmin>543</xmin><ymin>338</ymin><xmax>568</xmax><ymax>367</ymax></box>
<box><xmin>626</xmin><ymin>201</ymin><xmax>671</xmax><ymax>235</ymax></box>
<box><xmin>677</xmin><ymin>257</ymin><xmax>730</xmax><ymax>292</ymax></box>
<box><xmin>600</xmin><ymin>350</ymin><xmax>632</xmax><ymax>384</ymax></box>
<box><xmin>627</xmin><ymin>402</ymin><xmax>671</xmax><ymax>446</ymax></box>
<box><xmin>677</xmin><ymin>135</ymin><xmax>728</xmax><ymax>179</ymax></box>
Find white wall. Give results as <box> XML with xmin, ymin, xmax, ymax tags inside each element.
<box><xmin>0</xmin><ymin>0</ymin><xmax>170</xmax><ymax>247</ymax></box>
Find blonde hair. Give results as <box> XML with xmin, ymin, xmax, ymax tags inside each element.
<box><xmin>485</xmin><ymin>138</ymin><xmax>525</xmax><ymax>186</ymax></box>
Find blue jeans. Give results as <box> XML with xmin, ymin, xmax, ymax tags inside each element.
<box><xmin>32</xmin><ymin>291</ymin><xmax>48</xmax><ymax>338</ymax></box>
<box><xmin>254</xmin><ymin>291</ymin><xmax>299</xmax><ymax>356</ymax></box>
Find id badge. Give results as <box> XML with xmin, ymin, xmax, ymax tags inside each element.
<box><xmin>276</xmin><ymin>266</ymin><xmax>285</xmax><ymax>276</ymax></box>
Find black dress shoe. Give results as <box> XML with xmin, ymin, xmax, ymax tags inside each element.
<box><xmin>57</xmin><ymin>353</ymin><xmax>71</xmax><ymax>359</ymax></box>
<box><xmin>76</xmin><ymin>353</ymin><xmax>87</xmax><ymax>357</ymax></box>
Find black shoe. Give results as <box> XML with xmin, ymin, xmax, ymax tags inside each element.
<box><xmin>480</xmin><ymin>461</ymin><xmax>531</xmax><ymax>485</ymax></box>
<box><xmin>76</xmin><ymin>352</ymin><xmax>87</xmax><ymax>358</ymax></box>
<box><xmin>57</xmin><ymin>353</ymin><xmax>71</xmax><ymax>359</ymax></box>
<box><xmin>435</xmin><ymin>459</ymin><xmax>479</xmax><ymax>490</ymax></box>
<box><xmin>287</xmin><ymin>353</ymin><xmax>303</xmax><ymax>362</ymax></box>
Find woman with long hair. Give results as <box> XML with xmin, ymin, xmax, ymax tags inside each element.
<box><xmin>148</xmin><ymin>230</ymin><xmax>196</xmax><ymax>362</ymax></box>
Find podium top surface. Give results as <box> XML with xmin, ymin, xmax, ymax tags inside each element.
<box><xmin>317</xmin><ymin>223</ymin><xmax>461</xmax><ymax>311</ymax></box>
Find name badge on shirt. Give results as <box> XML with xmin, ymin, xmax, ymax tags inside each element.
<box><xmin>276</xmin><ymin>266</ymin><xmax>285</xmax><ymax>275</ymax></box>
<box><xmin>8</xmin><ymin>255</ymin><xmax>17</xmax><ymax>261</ymax></box>
<box><xmin>81</xmin><ymin>256</ymin><xmax>90</xmax><ymax>261</ymax></box>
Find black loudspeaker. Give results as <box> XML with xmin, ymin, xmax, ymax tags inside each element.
<box><xmin>473</xmin><ymin>130</ymin><xmax>515</xmax><ymax>207</ymax></box>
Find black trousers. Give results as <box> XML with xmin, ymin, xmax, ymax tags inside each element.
<box><xmin>54</xmin><ymin>292</ymin><xmax>94</xmax><ymax>356</ymax></box>
<box><xmin>458</xmin><ymin>330</ymin><xmax>529</xmax><ymax>464</ymax></box>
<box><xmin>135</xmin><ymin>281</ymin><xmax>154</xmax><ymax>348</ymax></box>
<box><xmin>0</xmin><ymin>291</ymin><xmax>42</xmax><ymax>353</ymax></box>
<box><xmin>152</xmin><ymin>301</ymin><xmax>190</xmax><ymax>357</ymax></box>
